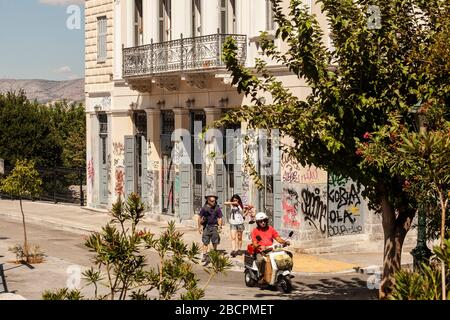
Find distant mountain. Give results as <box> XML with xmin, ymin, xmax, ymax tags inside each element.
<box><xmin>0</xmin><ymin>79</ymin><xmax>84</xmax><ymax>104</ymax></box>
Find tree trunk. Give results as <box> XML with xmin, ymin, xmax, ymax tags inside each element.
<box><xmin>19</xmin><ymin>198</ymin><xmax>30</xmax><ymax>263</ymax></box>
<box><xmin>378</xmin><ymin>191</ymin><xmax>415</xmax><ymax>299</ymax></box>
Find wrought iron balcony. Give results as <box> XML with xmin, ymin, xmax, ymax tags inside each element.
<box><xmin>123</xmin><ymin>33</ymin><xmax>247</xmax><ymax>78</ymax></box>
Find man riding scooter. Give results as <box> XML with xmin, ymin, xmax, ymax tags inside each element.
<box><xmin>251</xmin><ymin>212</ymin><xmax>291</xmax><ymax>282</ymax></box>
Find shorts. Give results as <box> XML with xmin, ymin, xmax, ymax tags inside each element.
<box><xmin>202</xmin><ymin>224</ymin><xmax>220</xmax><ymax>245</ymax></box>
<box><xmin>230</xmin><ymin>224</ymin><xmax>245</xmax><ymax>232</ymax></box>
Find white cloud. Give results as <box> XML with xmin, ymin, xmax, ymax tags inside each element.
<box><xmin>39</xmin><ymin>0</ymin><xmax>85</xmax><ymax>6</ymax></box>
<box><xmin>54</xmin><ymin>66</ymin><xmax>72</xmax><ymax>74</ymax></box>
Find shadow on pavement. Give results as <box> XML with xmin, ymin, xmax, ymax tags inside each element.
<box><xmin>0</xmin><ymin>263</ymin><xmax>9</xmax><ymax>293</ymax></box>
<box><xmin>253</xmin><ymin>276</ymin><xmax>378</xmax><ymax>300</ymax></box>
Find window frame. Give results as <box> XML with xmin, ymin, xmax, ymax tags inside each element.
<box><xmin>97</xmin><ymin>16</ymin><xmax>108</xmax><ymax>62</ymax></box>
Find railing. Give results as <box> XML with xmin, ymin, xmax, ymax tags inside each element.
<box><xmin>0</xmin><ymin>166</ymin><xmax>86</xmax><ymax>206</ymax></box>
<box><xmin>123</xmin><ymin>33</ymin><xmax>247</xmax><ymax>78</ymax></box>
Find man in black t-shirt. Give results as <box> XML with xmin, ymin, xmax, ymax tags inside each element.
<box><xmin>198</xmin><ymin>194</ymin><xmax>223</xmax><ymax>263</ymax></box>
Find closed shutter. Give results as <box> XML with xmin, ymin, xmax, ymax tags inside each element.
<box><xmin>179</xmin><ymin>164</ymin><xmax>192</xmax><ymax>220</ymax></box>
<box><xmin>124</xmin><ymin>135</ymin><xmax>135</xmax><ymax>199</ymax></box>
<box><xmin>97</xmin><ymin>17</ymin><xmax>107</xmax><ymax>61</ymax></box>
<box><xmin>141</xmin><ymin>135</ymin><xmax>149</xmax><ymax>208</ymax></box>
<box><xmin>234</xmin><ymin>129</ymin><xmax>243</xmax><ymax>196</ymax></box>
<box><xmin>272</xmin><ymin>131</ymin><xmax>282</xmax><ymax>229</ymax></box>
<box><xmin>215</xmin><ymin>130</ymin><xmax>225</xmax><ymax>206</ymax></box>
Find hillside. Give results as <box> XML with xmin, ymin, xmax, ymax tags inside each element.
<box><xmin>0</xmin><ymin>79</ymin><xmax>84</xmax><ymax>104</ymax></box>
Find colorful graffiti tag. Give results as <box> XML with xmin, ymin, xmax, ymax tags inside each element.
<box><xmin>282</xmin><ymin>188</ymin><xmax>301</xmax><ymax>229</ymax></box>
<box><xmin>114</xmin><ymin>166</ymin><xmax>124</xmax><ymax>196</ymax></box>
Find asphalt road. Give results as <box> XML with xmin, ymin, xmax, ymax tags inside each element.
<box><xmin>0</xmin><ymin>216</ymin><xmax>377</xmax><ymax>300</ymax></box>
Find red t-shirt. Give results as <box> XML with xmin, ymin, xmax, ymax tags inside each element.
<box><xmin>251</xmin><ymin>226</ymin><xmax>280</xmax><ymax>247</ymax></box>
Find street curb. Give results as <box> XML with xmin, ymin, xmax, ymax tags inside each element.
<box><xmin>0</xmin><ymin>212</ymin><xmax>94</xmax><ymax>236</ymax></box>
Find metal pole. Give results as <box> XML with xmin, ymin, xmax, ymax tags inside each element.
<box><xmin>410</xmin><ymin>112</ymin><xmax>432</xmax><ymax>271</ymax></box>
<box><xmin>411</xmin><ymin>204</ymin><xmax>432</xmax><ymax>271</ymax></box>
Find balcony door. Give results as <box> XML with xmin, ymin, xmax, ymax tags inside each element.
<box><xmin>159</xmin><ymin>0</ymin><xmax>172</xmax><ymax>42</ymax></box>
<box><xmin>134</xmin><ymin>0</ymin><xmax>143</xmax><ymax>46</ymax></box>
<box><xmin>219</xmin><ymin>0</ymin><xmax>236</xmax><ymax>34</ymax></box>
<box><xmin>192</xmin><ymin>0</ymin><xmax>202</xmax><ymax>37</ymax></box>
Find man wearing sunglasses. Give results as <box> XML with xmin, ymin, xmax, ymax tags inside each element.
<box><xmin>198</xmin><ymin>194</ymin><xmax>223</xmax><ymax>264</ymax></box>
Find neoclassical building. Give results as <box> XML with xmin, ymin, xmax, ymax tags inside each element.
<box><xmin>85</xmin><ymin>0</ymin><xmax>415</xmax><ymax>252</ymax></box>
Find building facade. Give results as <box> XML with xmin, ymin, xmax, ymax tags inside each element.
<box><xmin>85</xmin><ymin>0</ymin><xmax>414</xmax><ymax>252</ymax></box>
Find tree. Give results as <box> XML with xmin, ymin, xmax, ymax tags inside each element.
<box><xmin>361</xmin><ymin>120</ymin><xmax>450</xmax><ymax>299</ymax></box>
<box><xmin>0</xmin><ymin>159</ymin><xmax>42</xmax><ymax>262</ymax></box>
<box><xmin>0</xmin><ymin>91</ymin><xmax>63</xmax><ymax>168</ymax></box>
<box><xmin>0</xmin><ymin>92</ymin><xmax>86</xmax><ymax>169</ymax></box>
<box><xmin>390</xmin><ymin>238</ymin><xmax>450</xmax><ymax>300</ymax></box>
<box><xmin>44</xmin><ymin>193</ymin><xmax>232</xmax><ymax>300</ymax></box>
<box><xmin>217</xmin><ymin>0</ymin><xmax>449</xmax><ymax>298</ymax></box>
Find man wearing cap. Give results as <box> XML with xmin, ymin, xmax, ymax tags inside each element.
<box><xmin>252</xmin><ymin>212</ymin><xmax>290</xmax><ymax>281</ymax></box>
<box><xmin>198</xmin><ymin>194</ymin><xmax>223</xmax><ymax>264</ymax></box>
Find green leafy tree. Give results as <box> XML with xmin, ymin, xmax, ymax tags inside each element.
<box><xmin>361</xmin><ymin>120</ymin><xmax>450</xmax><ymax>299</ymax></box>
<box><xmin>390</xmin><ymin>237</ymin><xmax>450</xmax><ymax>300</ymax></box>
<box><xmin>43</xmin><ymin>193</ymin><xmax>231</xmax><ymax>300</ymax></box>
<box><xmin>218</xmin><ymin>0</ymin><xmax>449</xmax><ymax>298</ymax></box>
<box><xmin>0</xmin><ymin>159</ymin><xmax>42</xmax><ymax>262</ymax></box>
<box><xmin>0</xmin><ymin>92</ymin><xmax>86</xmax><ymax>169</ymax></box>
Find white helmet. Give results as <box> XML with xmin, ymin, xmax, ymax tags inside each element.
<box><xmin>255</xmin><ymin>212</ymin><xmax>268</xmax><ymax>221</ymax></box>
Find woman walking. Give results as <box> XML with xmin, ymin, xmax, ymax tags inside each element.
<box><xmin>224</xmin><ymin>194</ymin><xmax>248</xmax><ymax>257</ymax></box>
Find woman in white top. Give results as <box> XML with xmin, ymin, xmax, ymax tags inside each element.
<box><xmin>224</xmin><ymin>194</ymin><xmax>249</xmax><ymax>257</ymax></box>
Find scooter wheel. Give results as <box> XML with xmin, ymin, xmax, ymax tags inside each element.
<box><xmin>244</xmin><ymin>269</ymin><xmax>256</xmax><ymax>287</ymax></box>
<box><xmin>278</xmin><ymin>275</ymin><xmax>292</xmax><ymax>293</ymax></box>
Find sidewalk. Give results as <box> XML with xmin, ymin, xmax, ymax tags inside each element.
<box><xmin>0</xmin><ymin>199</ymin><xmax>412</xmax><ymax>274</ymax></box>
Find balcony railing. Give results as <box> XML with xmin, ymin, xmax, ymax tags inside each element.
<box><xmin>123</xmin><ymin>33</ymin><xmax>247</xmax><ymax>78</ymax></box>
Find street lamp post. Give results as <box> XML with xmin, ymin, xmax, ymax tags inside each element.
<box><xmin>411</xmin><ymin>204</ymin><xmax>432</xmax><ymax>271</ymax></box>
<box><xmin>409</xmin><ymin>104</ymin><xmax>432</xmax><ymax>271</ymax></box>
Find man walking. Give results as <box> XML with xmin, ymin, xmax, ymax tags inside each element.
<box><xmin>198</xmin><ymin>194</ymin><xmax>223</xmax><ymax>264</ymax></box>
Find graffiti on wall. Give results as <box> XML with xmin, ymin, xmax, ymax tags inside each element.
<box><xmin>113</xmin><ymin>142</ymin><xmax>124</xmax><ymax>167</ymax></box>
<box><xmin>328</xmin><ymin>173</ymin><xmax>364</xmax><ymax>237</ymax></box>
<box><xmin>281</xmin><ymin>153</ymin><xmax>327</xmax><ymax>184</ymax></box>
<box><xmin>113</xmin><ymin>142</ymin><xmax>124</xmax><ymax>156</ymax></box>
<box><xmin>87</xmin><ymin>158</ymin><xmax>95</xmax><ymax>186</ymax></box>
<box><xmin>107</xmin><ymin>154</ymin><xmax>112</xmax><ymax>195</ymax></box>
<box><xmin>114</xmin><ymin>165</ymin><xmax>124</xmax><ymax>197</ymax></box>
<box><xmin>145</xmin><ymin>170</ymin><xmax>156</xmax><ymax>210</ymax></box>
<box><xmin>282</xmin><ymin>188</ymin><xmax>301</xmax><ymax>229</ymax></box>
<box><xmin>300</xmin><ymin>186</ymin><xmax>328</xmax><ymax>234</ymax></box>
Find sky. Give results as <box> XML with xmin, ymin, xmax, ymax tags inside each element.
<box><xmin>0</xmin><ymin>0</ymin><xmax>85</xmax><ymax>81</ymax></box>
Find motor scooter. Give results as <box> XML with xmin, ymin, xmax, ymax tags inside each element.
<box><xmin>244</xmin><ymin>231</ymin><xmax>294</xmax><ymax>293</ymax></box>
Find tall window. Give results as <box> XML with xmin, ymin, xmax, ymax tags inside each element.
<box><xmin>134</xmin><ymin>0</ymin><xmax>143</xmax><ymax>45</ymax></box>
<box><xmin>266</xmin><ymin>0</ymin><xmax>275</xmax><ymax>31</ymax></box>
<box><xmin>98</xmin><ymin>114</ymin><xmax>108</xmax><ymax>165</ymax></box>
<box><xmin>159</xmin><ymin>0</ymin><xmax>171</xmax><ymax>42</ymax></box>
<box><xmin>219</xmin><ymin>0</ymin><xmax>236</xmax><ymax>34</ymax></box>
<box><xmin>192</xmin><ymin>0</ymin><xmax>201</xmax><ymax>36</ymax></box>
<box><xmin>97</xmin><ymin>16</ymin><xmax>107</xmax><ymax>62</ymax></box>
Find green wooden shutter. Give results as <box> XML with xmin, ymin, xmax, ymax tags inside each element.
<box><xmin>124</xmin><ymin>135</ymin><xmax>135</xmax><ymax>199</ymax></box>
<box><xmin>141</xmin><ymin>135</ymin><xmax>149</xmax><ymax>208</ymax></box>
<box><xmin>234</xmin><ymin>129</ymin><xmax>243</xmax><ymax>196</ymax></box>
<box><xmin>272</xmin><ymin>131</ymin><xmax>282</xmax><ymax>229</ymax></box>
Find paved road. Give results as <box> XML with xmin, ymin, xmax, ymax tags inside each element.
<box><xmin>0</xmin><ymin>216</ymin><xmax>377</xmax><ymax>300</ymax></box>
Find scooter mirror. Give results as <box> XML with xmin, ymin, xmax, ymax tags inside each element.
<box><xmin>288</xmin><ymin>231</ymin><xmax>294</xmax><ymax>238</ymax></box>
